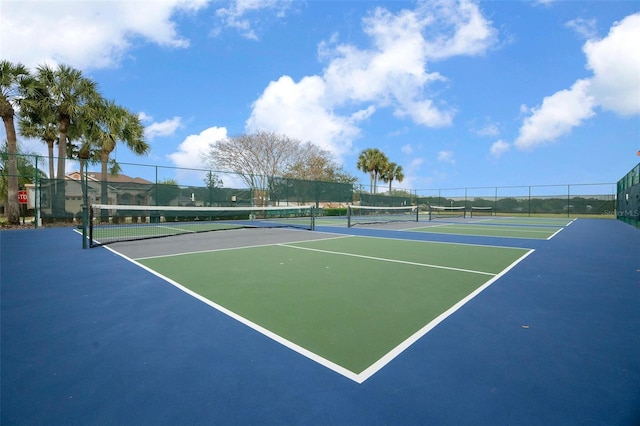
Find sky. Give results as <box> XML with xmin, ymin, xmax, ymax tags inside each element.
<box><xmin>2</xmin><ymin>0</ymin><xmax>639</xmax><ymax>194</ymax></box>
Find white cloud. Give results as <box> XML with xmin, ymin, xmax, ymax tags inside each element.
<box><xmin>584</xmin><ymin>13</ymin><xmax>640</xmax><ymax>116</ymax></box>
<box><xmin>566</xmin><ymin>18</ymin><xmax>598</xmax><ymax>40</ymax></box>
<box><xmin>246</xmin><ymin>75</ymin><xmax>364</xmax><ymax>157</ymax></box>
<box><xmin>138</xmin><ymin>112</ymin><xmax>154</xmax><ymax>123</ymax></box>
<box><xmin>532</xmin><ymin>0</ymin><xmax>557</xmax><ymax>6</ymax></box>
<box><xmin>145</xmin><ymin>117</ymin><xmax>183</xmax><ymax>140</ymax></box>
<box><xmin>473</xmin><ymin>122</ymin><xmax>500</xmax><ymax>137</ymax></box>
<box><xmin>490</xmin><ymin>140</ymin><xmax>510</xmax><ymax>158</ymax></box>
<box><xmin>514</xmin><ymin>13</ymin><xmax>639</xmax><ymax>151</ymax></box>
<box><xmin>400</xmin><ymin>157</ymin><xmax>426</xmax><ymax>190</ymax></box>
<box><xmin>167</xmin><ymin>126</ymin><xmax>228</xmax><ymax>170</ymax></box>
<box><xmin>420</xmin><ymin>0</ymin><xmax>498</xmax><ymax>60</ymax></box>
<box><xmin>214</xmin><ymin>0</ymin><xmax>294</xmax><ymax>40</ymax></box>
<box><xmin>401</xmin><ymin>144</ymin><xmax>414</xmax><ymax>155</ymax></box>
<box><xmin>0</xmin><ymin>0</ymin><xmax>209</xmax><ymax>70</ymax></box>
<box><xmin>248</xmin><ymin>0</ymin><xmax>497</xmax><ymax>160</ymax></box>
<box><xmin>437</xmin><ymin>150</ymin><xmax>455</xmax><ymax>164</ymax></box>
<box><xmin>515</xmin><ymin>79</ymin><xmax>596</xmax><ymax>150</ymax></box>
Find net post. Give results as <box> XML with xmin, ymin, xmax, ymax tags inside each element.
<box><xmin>414</xmin><ymin>205</ymin><xmax>419</xmax><ymax>222</ymax></box>
<box><xmin>81</xmin><ymin>162</ymin><xmax>88</xmax><ymax>249</ymax></box>
<box><xmin>34</xmin><ymin>155</ymin><xmax>39</xmax><ymax>229</ymax></box>
<box><xmin>347</xmin><ymin>206</ymin><xmax>352</xmax><ymax>227</ymax></box>
<box><xmin>88</xmin><ymin>205</ymin><xmax>94</xmax><ymax>248</ymax></box>
<box><xmin>82</xmin><ymin>205</ymin><xmax>88</xmax><ymax>249</ymax></box>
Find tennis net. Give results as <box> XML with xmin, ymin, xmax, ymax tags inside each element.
<box><xmin>470</xmin><ymin>206</ymin><xmax>494</xmax><ymax>217</ymax></box>
<box><xmin>428</xmin><ymin>205</ymin><xmax>466</xmax><ymax>220</ymax></box>
<box><xmin>89</xmin><ymin>204</ymin><xmax>316</xmax><ymax>247</ymax></box>
<box><xmin>347</xmin><ymin>205</ymin><xmax>419</xmax><ymax>227</ymax></box>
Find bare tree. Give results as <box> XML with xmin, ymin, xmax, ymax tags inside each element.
<box><xmin>285</xmin><ymin>142</ymin><xmax>356</xmax><ymax>183</ymax></box>
<box><xmin>204</xmin><ymin>131</ymin><xmax>314</xmax><ymax>205</ymax></box>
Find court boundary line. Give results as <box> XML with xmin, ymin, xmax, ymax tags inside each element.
<box><xmin>342</xmin><ymin>232</ymin><xmax>534</xmax><ymax>251</ymax></box>
<box><xmin>101</xmin><ymin>236</ymin><xmax>535</xmax><ymax>384</ymax></box>
<box><xmin>409</xmin><ymin>224</ymin><xmax>563</xmax><ymax>240</ymax></box>
<box><xmin>102</xmin><ymin>244</ymin><xmax>362</xmax><ymax>383</ymax></box>
<box><xmin>133</xmin><ymin>233</ymin><xmax>354</xmax><ymax>261</ymax></box>
<box><xmin>546</xmin><ymin>227</ymin><xmax>565</xmax><ymax>240</ymax></box>
<box><xmin>357</xmin><ymin>248</ymin><xmax>535</xmax><ymax>382</ymax></box>
<box><xmin>421</xmin><ymin>225</ymin><xmax>558</xmax><ymax>234</ymax></box>
<box><xmin>279</xmin><ymin>244</ymin><xmax>496</xmax><ymax>276</ymax></box>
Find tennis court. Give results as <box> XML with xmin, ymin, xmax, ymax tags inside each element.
<box><xmin>121</xmin><ymin>232</ymin><xmax>531</xmax><ymax>382</ymax></box>
<box><xmin>410</xmin><ymin>218</ymin><xmax>569</xmax><ymax>239</ymax></box>
<box><xmin>2</xmin><ymin>217</ymin><xmax>639</xmax><ymax>425</ymax></box>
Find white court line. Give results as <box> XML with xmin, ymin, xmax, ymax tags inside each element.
<box><xmin>135</xmin><ymin>234</ymin><xmax>354</xmax><ymax>261</ymax></box>
<box><xmin>410</xmin><ymin>225</ymin><xmax>560</xmax><ymax>239</ymax></box>
<box><xmin>355</xmin><ymin>248</ymin><xmax>535</xmax><ymax>383</ymax></box>
<box><xmin>103</xmin><ymin>245</ymin><xmax>363</xmax><ymax>383</ymax></box>
<box><xmin>546</xmin><ymin>227</ymin><xmax>565</xmax><ymax>240</ymax></box>
<box><xmin>158</xmin><ymin>224</ymin><xmax>197</xmax><ymax>233</ymax></box>
<box><xmin>279</xmin><ymin>244</ymin><xmax>496</xmax><ymax>277</ymax></box>
<box><xmin>103</xmin><ymin>236</ymin><xmax>534</xmax><ymax>384</ymax></box>
<box><xmin>441</xmin><ymin>225</ymin><xmax>557</xmax><ymax>234</ymax></box>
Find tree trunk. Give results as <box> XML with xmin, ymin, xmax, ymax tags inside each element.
<box><xmin>47</xmin><ymin>139</ymin><xmax>55</xmax><ymax>180</ymax></box>
<box><xmin>369</xmin><ymin>172</ymin><xmax>374</xmax><ymax>194</ymax></box>
<box><xmin>100</xmin><ymin>152</ymin><xmax>110</xmax><ymax>222</ymax></box>
<box><xmin>54</xmin><ymin>116</ymin><xmax>69</xmax><ymax>218</ymax></box>
<box><xmin>2</xmin><ymin>113</ymin><xmax>20</xmax><ymax>225</ymax></box>
<box><xmin>100</xmin><ymin>152</ymin><xmax>109</xmax><ymax>205</ymax></box>
<box><xmin>373</xmin><ymin>171</ymin><xmax>379</xmax><ymax>194</ymax></box>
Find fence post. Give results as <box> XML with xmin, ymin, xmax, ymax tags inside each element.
<box><xmin>82</xmin><ymin>161</ymin><xmax>88</xmax><ymax>249</ymax></box>
<box><xmin>34</xmin><ymin>155</ymin><xmax>39</xmax><ymax>229</ymax></box>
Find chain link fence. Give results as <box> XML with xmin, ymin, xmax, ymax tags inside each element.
<box><xmin>617</xmin><ymin>163</ymin><xmax>640</xmax><ymax>228</ymax></box>
<box><xmin>0</xmin><ymin>154</ymin><xmax>620</xmax><ymax>227</ymax></box>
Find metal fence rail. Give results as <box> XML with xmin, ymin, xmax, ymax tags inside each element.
<box><xmin>0</xmin><ymin>154</ymin><xmax>620</xmax><ymax>228</ymax></box>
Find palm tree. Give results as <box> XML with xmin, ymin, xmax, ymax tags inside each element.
<box><xmin>91</xmin><ymin>99</ymin><xmax>149</xmax><ymax>204</ymax></box>
<box><xmin>34</xmin><ymin>64</ymin><xmax>99</xmax><ymax>215</ymax></box>
<box><xmin>0</xmin><ymin>60</ymin><xmax>34</xmax><ymax>224</ymax></box>
<box><xmin>381</xmin><ymin>162</ymin><xmax>404</xmax><ymax>193</ymax></box>
<box><xmin>356</xmin><ymin>148</ymin><xmax>388</xmax><ymax>194</ymax></box>
<box><xmin>0</xmin><ymin>143</ymin><xmax>47</xmax><ymax>207</ymax></box>
<box><xmin>18</xmin><ymin>105</ymin><xmax>59</xmax><ymax>180</ymax></box>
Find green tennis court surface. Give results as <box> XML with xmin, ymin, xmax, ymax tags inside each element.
<box><xmin>472</xmin><ymin>216</ymin><xmax>574</xmax><ymax>226</ymax></box>
<box><xmin>410</xmin><ymin>216</ymin><xmax>572</xmax><ymax>239</ymax></box>
<box><xmin>413</xmin><ymin>223</ymin><xmax>563</xmax><ymax>239</ymax></box>
<box><xmin>136</xmin><ymin>235</ymin><xmax>531</xmax><ymax>382</ymax></box>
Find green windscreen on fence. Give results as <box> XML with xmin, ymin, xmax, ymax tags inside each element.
<box><xmin>1</xmin><ymin>154</ymin><xmax>621</xmax><ymax>230</ymax></box>
<box><xmin>617</xmin><ymin>163</ymin><xmax>640</xmax><ymax>228</ymax></box>
<box><xmin>268</xmin><ymin>176</ymin><xmax>353</xmax><ymax>206</ymax></box>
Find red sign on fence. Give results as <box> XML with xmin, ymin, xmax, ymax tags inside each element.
<box><xmin>18</xmin><ymin>190</ymin><xmax>28</xmax><ymax>204</ymax></box>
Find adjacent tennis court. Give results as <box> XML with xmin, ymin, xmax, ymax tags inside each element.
<box><xmin>411</xmin><ymin>221</ymin><xmax>567</xmax><ymax>239</ymax></box>
<box><xmin>127</xmin><ymin>233</ymin><xmax>531</xmax><ymax>382</ymax></box>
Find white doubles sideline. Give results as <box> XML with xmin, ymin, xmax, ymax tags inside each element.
<box><xmin>103</xmin><ymin>233</ymin><xmax>534</xmax><ymax>384</ymax></box>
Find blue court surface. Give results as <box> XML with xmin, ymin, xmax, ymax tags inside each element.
<box><xmin>1</xmin><ymin>218</ymin><xmax>639</xmax><ymax>425</ymax></box>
